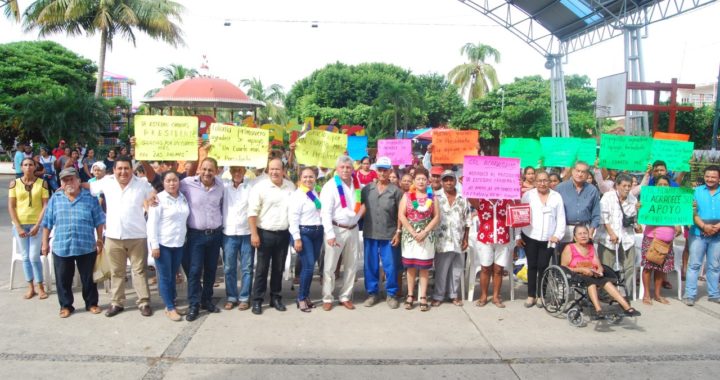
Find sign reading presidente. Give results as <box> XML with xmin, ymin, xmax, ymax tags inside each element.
<box><xmin>134</xmin><ymin>115</ymin><xmax>198</xmax><ymax>161</ymax></box>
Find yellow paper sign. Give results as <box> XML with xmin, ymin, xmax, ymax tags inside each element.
<box><xmin>295</xmin><ymin>130</ymin><xmax>348</xmax><ymax>168</ymax></box>
<box><xmin>208</xmin><ymin>124</ymin><xmax>269</xmax><ymax>168</ymax></box>
<box><xmin>134</xmin><ymin>115</ymin><xmax>198</xmax><ymax>161</ymax></box>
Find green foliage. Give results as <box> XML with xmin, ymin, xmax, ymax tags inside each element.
<box><xmin>650</xmin><ymin>104</ymin><xmax>716</xmax><ymax>149</ymax></box>
<box><xmin>239</xmin><ymin>77</ymin><xmax>288</xmax><ymax>125</ymax></box>
<box><xmin>448</xmin><ymin>42</ymin><xmax>501</xmax><ymax>103</ymax></box>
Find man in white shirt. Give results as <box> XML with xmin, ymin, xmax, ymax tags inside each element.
<box><xmin>89</xmin><ymin>156</ymin><xmax>154</xmax><ymax>317</ymax></box>
<box><xmin>222</xmin><ymin>166</ymin><xmax>255</xmax><ymax>311</ymax></box>
<box><xmin>248</xmin><ymin>158</ymin><xmax>295</xmax><ymax>315</ymax></box>
<box><xmin>320</xmin><ymin>156</ymin><xmax>365</xmax><ymax>311</ymax></box>
<box><xmin>596</xmin><ymin>174</ymin><xmax>638</xmax><ymax>285</ymax></box>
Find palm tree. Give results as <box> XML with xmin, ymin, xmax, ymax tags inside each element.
<box><xmin>448</xmin><ymin>42</ymin><xmax>501</xmax><ymax>103</ymax></box>
<box><xmin>23</xmin><ymin>0</ymin><xmax>185</xmax><ymax>98</ymax></box>
<box><xmin>239</xmin><ymin>77</ymin><xmax>287</xmax><ymax>125</ymax></box>
<box><xmin>144</xmin><ymin>63</ymin><xmax>197</xmax><ymax>98</ymax></box>
<box><xmin>1</xmin><ymin>0</ymin><xmax>20</xmax><ymax>21</ymax></box>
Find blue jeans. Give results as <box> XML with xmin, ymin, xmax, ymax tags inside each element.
<box><xmin>223</xmin><ymin>234</ymin><xmax>253</xmax><ymax>303</ymax></box>
<box><xmin>186</xmin><ymin>230</ymin><xmax>222</xmax><ymax>307</ymax></box>
<box><xmin>297</xmin><ymin>226</ymin><xmax>323</xmax><ymax>301</ymax></box>
<box><xmin>686</xmin><ymin>234</ymin><xmax>720</xmax><ymax>300</ymax></box>
<box><xmin>364</xmin><ymin>238</ymin><xmax>399</xmax><ymax>297</ymax></box>
<box><xmin>156</xmin><ymin>245</ymin><xmax>184</xmax><ymax>310</ymax></box>
<box><xmin>13</xmin><ymin>225</ymin><xmax>43</xmax><ymax>283</ymax></box>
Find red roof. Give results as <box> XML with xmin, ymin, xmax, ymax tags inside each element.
<box><xmin>143</xmin><ymin>77</ymin><xmax>264</xmax><ymax>109</ymax></box>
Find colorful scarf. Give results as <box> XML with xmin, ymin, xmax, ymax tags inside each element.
<box><xmin>299</xmin><ymin>185</ymin><xmax>321</xmax><ymax>209</ymax></box>
<box><xmin>334</xmin><ymin>175</ymin><xmax>361</xmax><ymax>213</ymax></box>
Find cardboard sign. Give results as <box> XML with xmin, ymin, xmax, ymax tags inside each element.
<box><xmin>499</xmin><ymin>138</ymin><xmax>542</xmax><ymax>168</ymax></box>
<box><xmin>295</xmin><ymin>130</ymin><xmax>348</xmax><ymax>168</ymax></box>
<box><xmin>650</xmin><ymin>139</ymin><xmax>693</xmax><ymax>172</ymax></box>
<box><xmin>377</xmin><ymin>139</ymin><xmax>412</xmax><ymax>165</ymax></box>
<box><xmin>431</xmin><ymin>130</ymin><xmax>478</xmax><ymax>164</ymax></box>
<box><xmin>598</xmin><ymin>134</ymin><xmax>651</xmax><ymax>170</ymax></box>
<box><xmin>134</xmin><ymin>115</ymin><xmax>198</xmax><ymax>161</ymax></box>
<box><xmin>208</xmin><ymin>124</ymin><xmax>269</xmax><ymax>168</ymax></box>
<box><xmin>638</xmin><ymin>186</ymin><xmax>694</xmax><ymax>226</ymax></box>
<box><xmin>462</xmin><ymin>156</ymin><xmax>521</xmax><ymax>200</ymax></box>
<box><xmin>347</xmin><ymin>136</ymin><xmax>368</xmax><ymax>161</ymax></box>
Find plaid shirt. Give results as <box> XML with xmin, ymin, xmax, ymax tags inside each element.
<box><xmin>42</xmin><ymin>188</ymin><xmax>105</xmax><ymax>257</ymax></box>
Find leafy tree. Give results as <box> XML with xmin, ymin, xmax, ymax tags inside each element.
<box><xmin>239</xmin><ymin>77</ymin><xmax>287</xmax><ymax>125</ymax></box>
<box><xmin>448</xmin><ymin>42</ymin><xmax>500</xmax><ymax>103</ymax></box>
<box><xmin>650</xmin><ymin>104</ymin><xmax>715</xmax><ymax>149</ymax></box>
<box><xmin>24</xmin><ymin>0</ymin><xmax>185</xmax><ymax>98</ymax></box>
<box><xmin>144</xmin><ymin>63</ymin><xmax>198</xmax><ymax>98</ymax></box>
<box><xmin>2</xmin><ymin>0</ymin><xmax>19</xmax><ymax>21</ymax></box>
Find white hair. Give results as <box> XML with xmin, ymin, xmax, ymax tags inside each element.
<box><xmin>91</xmin><ymin>161</ymin><xmax>107</xmax><ymax>171</ymax></box>
<box><xmin>335</xmin><ymin>155</ymin><xmax>353</xmax><ymax>168</ymax></box>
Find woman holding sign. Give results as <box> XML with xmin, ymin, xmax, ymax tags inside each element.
<box><xmin>399</xmin><ymin>168</ymin><xmax>441</xmax><ymax>312</ymax></box>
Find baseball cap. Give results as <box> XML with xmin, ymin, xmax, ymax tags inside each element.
<box><xmin>375</xmin><ymin>156</ymin><xmax>392</xmax><ymax>169</ymax></box>
<box><xmin>59</xmin><ymin>167</ymin><xmax>79</xmax><ymax>179</ymax></box>
<box><xmin>430</xmin><ymin>166</ymin><xmax>443</xmax><ymax>176</ymax></box>
<box><xmin>59</xmin><ymin>140</ymin><xmax>66</xmax><ymax>144</ymax></box>
<box><xmin>441</xmin><ymin>170</ymin><xmax>455</xmax><ymax>180</ymax></box>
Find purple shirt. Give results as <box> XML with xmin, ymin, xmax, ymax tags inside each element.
<box><xmin>181</xmin><ymin>175</ymin><xmax>224</xmax><ymax>230</ymax></box>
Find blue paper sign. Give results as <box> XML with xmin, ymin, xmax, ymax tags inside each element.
<box><xmin>347</xmin><ymin>136</ymin><xmax>368</xmax><ymax>161</ymax></box>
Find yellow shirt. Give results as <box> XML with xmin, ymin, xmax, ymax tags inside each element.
<box><xmin>9</xmin><ymin>178</ymin><xmax>49</xmax><ymax>224</ymax></box>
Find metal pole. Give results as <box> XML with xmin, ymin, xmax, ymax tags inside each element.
<box><xmin>713</xmin><ymin>65</ymin><xmax>720</xmax><ymax>150</ymax></box>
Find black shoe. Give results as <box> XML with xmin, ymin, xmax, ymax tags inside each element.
<box><xmin>185</xmin><ymin>305</ymin><xmax>200</xmax><ymax>321</ymax></box>
<box><xmin>270</xmin><ymin>299</ymin><xmax>287</xmax><ymax>312</ymax></box>
<box><xmin>200</xmin><ymin>302</ymin><xmax>220</xmax><ymax>313</ymax></box>
<box><xmin>251</xmin><ymin>302</ymin><xmax>263</xmax><ymax>315</ymax></box>
<box><xmin>105</xmin><ymin>305</ymin><xmax>124</xmax><ymax>318</ymax></box>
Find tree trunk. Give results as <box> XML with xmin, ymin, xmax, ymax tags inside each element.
<box><xmin>94</xmin><ymin>30</ymin><xmax>108</xmax><ymax>98</ymax></box>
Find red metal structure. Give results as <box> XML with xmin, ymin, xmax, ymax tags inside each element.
<box><xmin>626</xmin><ymin>78</ymin><xmax>695</xmax><ymax>134</ymax></box>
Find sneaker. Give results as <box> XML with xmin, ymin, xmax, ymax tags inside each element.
<box><xmin>165</xmin><ymin>309</ymin><xmax>182</xmax><ymax>322</ymax></box>
<box><xmin>708</xmin><ymin>298</ymin><xmax>720</xmax><ymax>304</ymax></box>
<box><xmin>387</xmin><ymin>297</ymin><xmax>399</xmax><ymax>309</ymax></box>
<box><xmin>364</xmin><ymin>295</ymin><xmax>376</xmax><ymax>307</ymax></box>
<box><xmin>683</xmin><ymin>298</ymin><xmax>695</xmax><ymax>307</ymax></box>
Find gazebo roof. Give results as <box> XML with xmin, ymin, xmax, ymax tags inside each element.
<box><xmin>142</xmin><ymin>77</ymin><xmax>265</xmax><ymax>109</ymax></box>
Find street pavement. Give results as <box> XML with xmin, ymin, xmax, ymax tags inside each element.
<box><xmin>1</xmin><ymin>174</ymin><xmax>719</xmax><ymax>379</ymax></box>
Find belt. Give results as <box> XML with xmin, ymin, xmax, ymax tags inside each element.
<box><xmin>332</xmin><ymin>221</ymin><xmax>357</xmax><ymax>230</ymax></box>
<box><xmin>300</xmin><ymin>225</ymin><xmax>323</xmax><ymax>230</ymax></box>
<box><xmin>188</xmin><ymin>227</ymin><xmax>221</xmax><ymax>235</ymax></box>
<box><xmin>566</xmin><ymin>221</ymin><xmax>589</xmax><ymax>226</ymax></box>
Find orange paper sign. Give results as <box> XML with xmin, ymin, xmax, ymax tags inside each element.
<box><xmin>431</xmin><ymin>130</ymin><xmax>479</xmax><ymax>164</ymax></box>
<box><xmin>653</xmin><ymin>132</ymin><xmax>690</xmax><ymax>141</ymax></box>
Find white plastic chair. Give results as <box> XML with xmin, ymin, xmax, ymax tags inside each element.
<box><xmin>637</xmin><ymin>235</ymin><xmax>684</xmax><ymax>300</ymax></box>
<box><xmin>465</xmin><ymin>216</ymin><xmax>515</xmax><ymax>303</ymax></box>
<box><xmin>9</xmin><ymin>236</ymin><xmax>52</xmax><ymax>292</ymax></box>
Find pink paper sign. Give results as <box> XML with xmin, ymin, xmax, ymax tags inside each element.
<box><xmin>463</xmin><ymin>156</ymin><xmax>521</xmax><ymax>200</ymax></box>
<box><xmin>377</xmin><ymin>139</ymin><xmax>412</xmax><ymax>165</ymax></box>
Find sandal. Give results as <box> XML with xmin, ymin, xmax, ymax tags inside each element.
<box><xmin>431</xmin><ymin>299</ymin><xmax>442</xmax><ymax>307</ymax></box>
<box><xmin>492</xmin><ymin>298</ymin><xmax>505</xmax><ymax>308</ymax></box>
<box><xmin>452</xmin><ymin>298</ymin><xmax>463</xmax><ymax>307</ymax></box>
<box><xmin>642</xmin><ymin>298</ymin><xmax>653</xmax><ymax>305</ymax></box>
<box><xmin>305</xmin><ymin>298</ymin><xmax>316</xmax><ymax>309</ymax></box>
<box><xmin>419</xmin><ymin>297</ymin><xmax>429</xmax><ymax>312</ymax></box>
<box><xmin>623</xmin><ymin>307</ymin><xmax>642</xmax><ymax>317</ymax></box>
<box><xmin>654</xmin><ymin>297</ymin><xmax>670</xmax><ymax>305</ymax></box>
<box><xmin>475</xmin><ymin>298</ymin><xmax>488</xmax><ymax>307</ymax></box>
<box><xmin>404</xmin><ymin>295</ymin><xmax>415</xmax><ymax>310</ymax></box>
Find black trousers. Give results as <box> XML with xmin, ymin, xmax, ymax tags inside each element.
<box><xmin>53</xmin><ymin>252</ymin><xmax>98</xmax><ymax>310</ymax></box>
<box><xmin>522</xmin><ymin>233</ymin><xmax>553</xmax><ymax>298</ymax></box>
<box><xmin>252</xmin><ymin>229</ymin><xmax>290</xmax><ymax>303</ymax></box>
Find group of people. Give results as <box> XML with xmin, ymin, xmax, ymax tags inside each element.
<box><xmin>9</xmin><ymin>137</ymin><xmax>720</xmax><ymax>323</ymax></box>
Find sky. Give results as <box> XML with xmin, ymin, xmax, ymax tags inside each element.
<box><xmin>1</xmin><ymin>0</ymin><xmax>719</xmax><ymax>107</ymax></box>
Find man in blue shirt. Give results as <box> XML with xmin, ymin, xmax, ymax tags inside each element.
<box><xmin>13</xmin><ymin>142</ymin><xmax>26</xmax><ymax>178</ymax></box>
<box><xmin>556</xmin><ymin>161</ymin><xmax>601</xmax><ymax>240</ymax></box>
<box><xmin>685</xmin><ymin>165</ymin><xmax>720</xmax><ymax>306</ymax></box>
<box><xmin>648</xmin><ymin>160</ymin><xmax>683</xmax><ymax>187</ymax></box>
<box><xmin>41</xmin><ymin>168</ymin><xmax>105</xmax><ymax>318</ymax></box>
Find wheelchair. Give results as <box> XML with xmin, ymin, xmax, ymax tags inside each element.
<box><xmin>540</xmin><ymin>264</ymin><xmax>630</xmax><ymax>327</ymax></box>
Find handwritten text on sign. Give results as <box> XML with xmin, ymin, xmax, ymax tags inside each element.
<box><xmin>295</xmin><ymin>130</ymin><xmax>348</xmax><ymax>168</ymax></box>
<box><xmin>598</xmin><ymin>134</ymin><xmax>651</xmax><ymax>171</ymax></box>
<box><xmin>650</xmin><ymin>139</ymin><xmax>693</xmax><ymax>172</ymax></box>
<box><xmin>432</xmin><ymin>130</ymin><xmax>478</xmax><ymax>164</ymax></box>
<box><xmin>134</xmin><ymin>115</ymin><xmax>198</xmax><ymax>161</ymax></box>
<box><xmin>378</xmin><ymin>139</ymin><xmax>412</xmax><ymax>165</ymax></box>
<box><xmin>463</xmin><ymin>156</ymin><xmax>521</xmax><ymax>200</ymax></box>
<box><xmin>638</xmin><ymin>186</ymin><xmax>694</xmax><ymax>226</ymax></box>
<box><xmin>208</xmin><ymin>124</ymin><xmax>269</xmax><ymax>168</ymax></box>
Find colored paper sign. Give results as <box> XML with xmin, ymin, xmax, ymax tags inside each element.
<box><xmin>598</xmin><ymin>134</ymin><xmax>651</xmax><ymax>170</ymax></box>
<box><xmin>295</xmin><ymin>130</ymin><xmax>348</xmax><ymax>168</ymax></box>
<box><xmin>462</xmin><ymin>156</ymin><xmax>521</xmax><ymax>200</ymax></box>
<box><xmin>654</xmin><ymin>132</ymin><xmax>690</xmax><ymax>141</ymax></box>
<box><xmin>638</xmin><ymin>186</ymin><xmax>694</xmax><ymax>226</ymax></box>
<box><xmin>650</xmin><ymin>139</ymin><xmax>693</xmax><ymax>172</ymax></box>
<box><xmin>499</xmin><ymin>138</ymin><xmax>542</xmax><ymax>168</ymax></box>
<box><xmin>576</xmin><ymin>138</ymin><xmax>597</xmax><ymax>165</ymax></box>
<box><xmin>378</xmin><ymin>139</ymin><xmax>412</xmax><ymax>165</ymax></box>
<box><xmin>208</xmin><ymin>124</ymin><xmax>269</xmax><ymax>168</ymax></box>
<box><xmin>134</xmin><ymin>115</ymin><xmax>198</xmax><ymax>161</ymax></box>
<box><xmin>431</xmin><ymin>130</ymin><xmax>478</xmax><ymax>164</ymax></box>
<box><xmin>540</xmin><ymin>137</ymin><xmax>597</xmax><ymax>167</ymax></box>
<box><xmin>347</xmin><ymin>136</ymin><xmax>368</xmax><ymax>161</ymax></box>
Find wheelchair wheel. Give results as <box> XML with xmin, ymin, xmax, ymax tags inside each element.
<box><xmin>567</xmin><ymin>308</ymin><xmax>584</xmax><ymax>327</ymax></box>
<box><xmin>541</xmin><ymin>265</ymin><xmax>570</xmax><ymax>317</ymax></box>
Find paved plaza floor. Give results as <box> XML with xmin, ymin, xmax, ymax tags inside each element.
<box><xmin>1</xmin><ymin>174</ymin><xmax>719</xmax><ymax>379</ymax></box>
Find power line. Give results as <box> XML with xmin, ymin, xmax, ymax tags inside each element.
<box><xmin>222</xmin><ymin>18</ymin><xmax>498</xmax><ymax>28</ymax></box>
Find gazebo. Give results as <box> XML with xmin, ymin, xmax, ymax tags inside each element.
<box><xmin>142</xmin><ymin>77</ymin><xmax>264</xmax><ymax>121</ymax></box>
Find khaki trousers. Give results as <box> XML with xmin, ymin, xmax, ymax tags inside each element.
<box><xmin>106</xmin><ymin>237</ymin><xmax>150</xmax><ymax>307</ymax></box>
<box><xmin>322</xmin><ymin>226</ymin><xmax>359</xmax><ymax>303</ymax></box>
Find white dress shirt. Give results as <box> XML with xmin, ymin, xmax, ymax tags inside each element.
<box><xmin>517</xmin><ymin>188</ymin><xmax>566</xmax><ymax>242</ymax></box>
<box><xmin>90</xmin><ymin>175</ymin><xmax>153</xmax><ymax>240</ymax></box>
<box><xmin>320</xmin><ymin>176</ymin><xmax>360</xmax><ymax>240</ymax></box>
<box><xmin>288</xmin><ymin>188</ymin><xmax>323</xmax><ymax>241</ymax></box>
<box><xmin>596</xmin><ymin>190</ymin><xmax>637</xmax><ymax>250</ymax></box>
<box><xmin>248</xmin><ymin>178</ymin><xmax>296</xmax><ymax>231</ymax></box>
<box><xmin>222</xmin><ymin>178</ymin><xmax>254</xmax><ymax>236</ymax></box>
<box><xmin>147</xmin><ymin>191</ymin><xmax>190</xmax><ymax>249</ymax></box>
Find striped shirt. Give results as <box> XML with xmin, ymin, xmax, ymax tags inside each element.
<box><xmin>42</xmin><ymin>189</ymin><xmax>105</xmax><ymax>257</ymax></box>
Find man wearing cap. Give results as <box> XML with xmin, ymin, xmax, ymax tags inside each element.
<box><xmin>430</xmin><ymin>166</ymin><xmax>444</xmax><ymax>193</ymax></box>
<box><xmin>41</xmin><ymin>168</ymin><xmax>105</xmax><ymax>318</ymax></box>
<box><xmin>361</xmin><ymin>156</ymin><xmax>403</xmax><ymax>308</ymax></box>
<box><xmin>432</xmin><ymin>170</ymin><xmax>470</xmax><ymax>306</ymax></box>
<box><xmin>52</xmin><ymin>140</ymin><xmax>67</xmax><ymax>160</ymax></box>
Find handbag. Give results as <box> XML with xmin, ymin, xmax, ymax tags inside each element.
<box><xmin>645</xmin><ymin>231</ymin><xmax>670</xmax><ymax>266</ymax></box>
<box><xmin>93</xmin><ymin>248</ymin><xmax>111</xmax><ymax>283</ymax></box>
<box><xmin>506</xmin><ymin>203</ymin><xmax>531</xmax><ymax>228</ymax></box>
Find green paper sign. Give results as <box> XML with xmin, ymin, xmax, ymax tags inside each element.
<box><xmin>500</xmin><ymin>138</ymin><xmax>542</xmax><ymax>168</ymax></box>
<box><xmin>638</xmin><ymin>186</ymin><xmax>694</xmax><ymax>226</ymax></box>
<box><xmin>650</xmin><ymin>139</ymin><xmax>693</xmax><ymax>172</ymax></box>
<box><xmin>540</xmin><ymin>137</ymin><xmax>597</xmax><ymax>167</ymax></box>
<box><xmin>599</xmin><ymin>134</ymin><xmax>652</xmax><ymax>171</ymax></box>
<box><xmin>576</xmin><ymin>138</ymin><xmax>597</xmax><ymax>166</ymax></box>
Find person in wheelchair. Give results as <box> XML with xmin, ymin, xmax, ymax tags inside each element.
<box><xmin>561</xmin><ymin>225</ymin><xmax>641</xmax><ymax>318</ymax></box>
